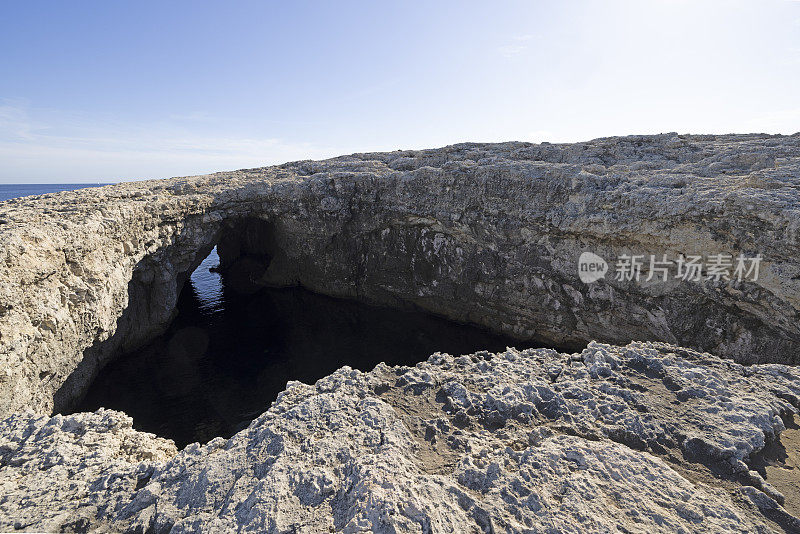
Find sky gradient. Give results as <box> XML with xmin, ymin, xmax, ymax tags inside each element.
<box><xmin>1</xmin><ymin>0</ymin><xmax>799</xmax><ymax>183</ymax></box>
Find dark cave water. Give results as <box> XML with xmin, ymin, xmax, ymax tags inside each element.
<box><xmin>77</xmin><ymin>248</ymin><xmax>535</xmax><ymax>447</ymax></box>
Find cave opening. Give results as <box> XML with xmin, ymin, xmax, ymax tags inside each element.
<box><xmin>75</xmin><ymin>217</ymin><xmax>540</xmax><ymax>448</ymax></box>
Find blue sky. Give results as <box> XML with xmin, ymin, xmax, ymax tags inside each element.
<box><xmin>1</xmin><ymin>0</ymin><xmax>799</xmax><ymax>183</ymax></box>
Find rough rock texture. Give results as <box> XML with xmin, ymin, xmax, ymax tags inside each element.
<box><xmin>0</xmin><ymin>409</ymin><xmax>175</xmax><ymax>532</ymax></box>
<box><xmin>2</xmin><ymin>342</ymin><xmax>800</xmax><ymax>532</ymax></box>
<box><xmin>2</xmin><ymin>134</ymin><xmax>800</xmax><ymax>531</ymax></box>
<box><xmin>2</xmin><ymin>133</ymin><xmax>800</xmax><ymax>418</ymax></box>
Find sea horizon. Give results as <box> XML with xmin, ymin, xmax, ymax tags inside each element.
<box><xmin>0</xmin><ymin>183</ymin><xmax>111</xmax><ymax>202</ymax></box>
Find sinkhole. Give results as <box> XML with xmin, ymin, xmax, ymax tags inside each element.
<box><xmin>76</xmin><ymin>245</ymin><xmax>539</xmax><ymax>448</ymax></box>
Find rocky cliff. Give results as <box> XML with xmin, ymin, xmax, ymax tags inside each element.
<box><xmin>2</xmin><ymin>342</ymin><xmax>800</xmax><ymax>532</ymax></box>
<box><xmin>1</xmin><ymin>133</ymin><xmax>800</xmax><ymax>532</ymax></box>
<box><xmin>1</xmin><ymin>133</ymin><xmax>800</xmax><ymax>419</ymax></box>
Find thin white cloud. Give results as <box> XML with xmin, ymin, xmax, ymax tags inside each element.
<box><xmin>0</xmin><ymin>102</ymin><xmax>343</xmax><ymax>182</ymax></box>
<box><xmin>497</xmin><ymin>34</ymin><xmax>536</xmax><ymax>59</ymax></box>
<box><xmin>167</xmin><ymin>111</ymin><xmax>216</xmax><ymax>122</ymax></box>
<box><xmin>0</xmin><ymin>99</ymin><xmax>44</xmax><ymax>141</ymax></box>
<box><xmin>0</xmin><ymin>137</ymin><xmax>341</xmax><ymax>183</ymax></box>
<box><xmin>497</xmin><ymin>44</ymin><xmax>529</xmax><ymax>58</ymax></box>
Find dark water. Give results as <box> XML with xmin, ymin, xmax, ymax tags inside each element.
<box><xmin>78</xmin><ymin>248</ymin><xmax>533</xmax><ymax>447</ymax></box>
<box><xmin>0</xmin><ymin>183</ymin><xmax>109</xmax><ymax>202</ymax></box>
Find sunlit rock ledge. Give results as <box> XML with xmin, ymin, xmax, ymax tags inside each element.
<box><xmin>2</xmin><ymin>342</ymin><xmax>800</xmax><ymax>532</ymax></box>
<box><xmin>1</xmin><ymin>133</ymin><xmax>800</xmax><ymax>419</ymax></box>
<box><xmin>1</xmin><ymin>133</ymin><xmax>800</xmax><ymax>531</ymax></box>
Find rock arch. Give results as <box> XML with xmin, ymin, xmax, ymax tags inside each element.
<box><xmin>1</xmin><ymin>135</ymin><xmax>799</xmax><ymax>418</ymax></box>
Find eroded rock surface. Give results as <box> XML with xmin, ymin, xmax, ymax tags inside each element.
<box><xmin>2</xmin><ymin>134</ymin><xmax>800</xmax><ymax>418</ymax></box>
<box><xmin>2</xmin><ymin>342</ymin><xmax>799</xmax><ymax>532</ymax></box>
<box><xmin>0</xmin><ymin>409</ymin><xmax>175</xmax><ymax>532</ymax></box>
<box><xmin>1</xmin><ymin>134</ymin><xmax>800</xmax><ymax>531</ymax></box>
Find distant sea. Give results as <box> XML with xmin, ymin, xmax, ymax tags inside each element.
<box><xmin>0</xmin><ymin>183</ymin><xmax>110</xmax><ymax>202</ymax></box>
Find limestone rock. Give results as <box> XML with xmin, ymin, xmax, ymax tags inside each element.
<box><xmin>2</xmin><ymin>134</ymin><xmax>800</xmax><ymax>531</ymax></box>
<box><xmin>2</xmin><ymin>342</ymin><xmax>800</xmax><ymax>532</ymax></box>
<box><xmin>0</xmin><ymin>408</ymin><xmax>175</xmax><ymax>532</ymax></box>
<box><xmin>1</xmin><ymin>134</ymin><xmax>800</xmax><ymax>418</ymax></box>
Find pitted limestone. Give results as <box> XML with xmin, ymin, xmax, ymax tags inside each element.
<box><xmin>1</xmin><ymin>341</ymin><xmax>799</xmax><ymax>532</ymax></box>
<box><xmin>2</xmin><ymin>134</ymin><xmax>800</xmax><ymax>418</ymax></box>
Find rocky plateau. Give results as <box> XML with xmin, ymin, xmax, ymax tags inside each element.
<box><xmin>1</xmin><ymin>133</ymin><xmax>800</xmax><ymax>532</ymax></box>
